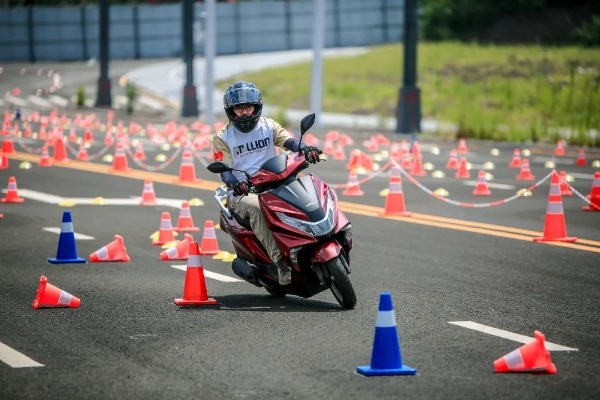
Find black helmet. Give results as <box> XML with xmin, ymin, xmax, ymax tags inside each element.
<box><xmin>223</xmin><ymin>81</ymin><xmax>263</xmax><ymax>133</ymax></box>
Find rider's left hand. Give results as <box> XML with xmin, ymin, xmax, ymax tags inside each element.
<box><xmin>303</xmin><ymin>146</ymin><xmax>321</xmax><ymax>164</ymax></box>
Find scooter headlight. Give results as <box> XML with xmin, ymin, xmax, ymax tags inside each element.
<box><xmin>276</xmin><ymin>190</ymin><xmax>335</xmax><ymax>237</ymax></box>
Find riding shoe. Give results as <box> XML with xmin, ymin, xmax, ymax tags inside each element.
<box><xmin>276</xmin><ymin>259</ymin><xmax>292</xmax><ymax>286</ymax></box>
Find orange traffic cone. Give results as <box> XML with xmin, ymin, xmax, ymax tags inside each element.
<box><xmin>558</xmin><ymin>171</ymin><xmax>572</xmax><ymax>196</ymax></box>
<box><xmin>554</xmin><ymin>140</ymin><xmax>565</xmax><ymax>156</ymax></box>
<box><xmin>533</xmin><ymin>171</ymin><xmax>577</xmax><ymax>243</ymax></box>
<box><xmin>342</xmin><ymin>171</ymin><xmax>364</xmax><ymax>196</ymax></box>
<box><xmin>175</xmin><ymin>201</ymin><xmax>200</xmax><ymax>232</ymax></box>
<box><xmin>111</xmin><ymin>142</ymin><xmax>131</xmax><ymax>172</ymax></box>
<box><xmin>0</xmin><ymin>153</ymin><xmax>8</xmax><ymax>170</ymax></box>
<box><xmin>446</xmin><ymin>149</ymin><xmax>459</xmax><ymax>169</ymax></box>
<box><xmin>174</xmin><ymin>149</ymin><xmax>201</xmax><ymax>183</ymax></box>
<box><xmin>39</xmin><ymin>145</ymin><xmax>52</xmax><ymax>167</ymax></box>
<box><xmin>380</xmin><ymin>175</ymin><xmax>411</xmax><ymax>217</ymax></box>
<box><xmin>199</xmin><ymin>220</ymin><xmax>220</xmax><ymax>255</ymax></box>
<box><xmin>90</xmin><ymin>234</ymin><xmax>131</xmax><ymax>262</ymax></box>
<box><xmin>457</xmin><ymin>138</ymin><xmax>469</xmax><ymax>154</ymax></box>
<box><xmin>84</xmin><ymin>129</ymin><xmax>93</xmax><ymax>144</ymax></box>
<box><xmin>76</xmin><ymin>143</ymin><xmax>89</xmax><ymax>162</ymax></box>
<box><xmin>333</xmin><ymin>144</ymin><xmax>346</xmax><ymax>161</ymax></box>
<box><xmin>53</xmin><ymin>137</ymin><xmax>69</xmax><ymax>163</ymax></box>
<box><xmin>509</xmin><ymin>149</ymin><xmax>522</xmax><ymax>168</ymax></box>
<box><xmin>2</xmin><ymin>137</ymin><xmax>14</xmax><ymax>154</ymax></box>
<box><xmin>153</xmin><ymin>212</ymin><xmax>175</xmax><ymax>246</ymax></box>
<box><xmin>32</xmin><ymin>276</ymin><xmax>80</xmax><ymax>309</ymax></box>
<box><xmin>400</xmin><ymin>152</ymin><xmax>412</xmax><ymax>171</ymax></box>
<box><xmin>139</xmin><ymin>180</ymin><xmax>158</xmax><ymax>205</ymax></box>
<box><xmin>583</xmin><ymin>171</ymin><xmax>600</xmax><ymax>211</ymax></box>
<box><xmin>134</xmin><ymin>141</ymin><xmax>146</xmax><ymax>161</ymax></box>
<box><xmin>346</xmin><ymin>149</ymin><xmax>363</xmax><ymax>171</ymax></box>
<box><xmin>174</xmin><ymin>241</ymin><xmax>217</xmax><ymax>306</ymax></box>
<box><xmin>473</xmin><ymin>170</ymin><xmax>491</xmax><ymax>195</ymax></box>
<box><xmin>160</xmin><ymin>233</ymin><xmax>194</xmax><ymax>261</ymax></box>
<box><xmin>493</xmin><ymin>331</ymin><xmax>557</xmax><ymax>374</ymax></box>
<box><xmin>1</xmin><ymin>176</ymin><xmax>24</xmax><ymax>203</ymax></box>
<box><xmin>455</xmin><ymin>157</ymin><xmax>470</xmax><ymax>179</ymax></box>
<box><xmin>516</xmin><ymin>158</ymin><xmax>535</xmax><ymax>180</ymax></box>
<box><xmin>575</xmin><ymin>149</ymin><xmax>586</xmax><ymax>167</ymax></box>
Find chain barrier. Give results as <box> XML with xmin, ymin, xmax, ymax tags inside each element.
<box><xmin>329</xmin><ymin>160</ymin><xmax>394</xmax><ymax>189</ymax></box>
<box><xmin>64</xmin><ymin>140</ymin><xmax>114</xmax><ymax>161</ymax></box>
<box><xmin>193</xmin><ymin>150</ymin><xmax>210</xmax><ymax>167</ymax></box>
<box><xmin>562</xmin><ymin>177</ymin><xmax>597</xmax><ymax>208</ymax></box>
<box><xmin>124</xmin><ymin>145</ymin><xmax>184</xmax><ymax>172</ymax></box>
<box><xmin>14</xmin><ymin>135</ymin><xmax>43</xmax><ymax>154</ymax></box>
<box><xmin>391</xmin><ymin>160</ymin><xmax>554</xmax><ymax>208</ymax></box>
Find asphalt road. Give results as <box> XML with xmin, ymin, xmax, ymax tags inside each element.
<box><xmin>1</xmin><ymin>61</ymin><xmax>600</xmax><ymax>400</ymax></box>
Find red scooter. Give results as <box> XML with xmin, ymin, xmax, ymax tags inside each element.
<box><xmin>207</xmin><ymin>114</ymin><xmax>356</xmax><ymax>309</ymax></box>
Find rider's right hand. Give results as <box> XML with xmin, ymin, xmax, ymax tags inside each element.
<box><xmin>232</xmin><ymin>181</ymin><xmax>250</xmax><ymax>196</ymax></box>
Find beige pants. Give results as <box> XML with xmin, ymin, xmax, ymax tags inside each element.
<box><xmin>228</xmin><ymin>193</ymin><xmax>282</xmax><ymax>264</ymax></box>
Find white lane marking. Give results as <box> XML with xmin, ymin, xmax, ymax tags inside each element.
<box><xmin>43</xmin><ymin>227</ymin><xmax>95</xmax><ymax>240</ymax></box>
<box><xmin>449</xmin><ymin>321</ymin><xmax>578</xmax><ymax>351</ymax></box>
<box><xmin>8</xmin><ymin>189</ymin><xmax>65</xmax><ymax>204</ymax></box>
<box><xmin>0</xmin><ymin>341</ymin><xmax>44</xmax><ymax>368</ymax></box>
<box><xmin>462</xmin><ymin>181</ymin><xmax>516</xmax><ymax>190</ymax></box>
<box><xmin>170</xmin><ymin>264</ymin><xmax>242</xmax><ymax>282</ymax></box>
<box><xmin>569</xmin><ymin>172</ymin><xmax>595</xmax><ymax>180</ymax></box>
<box><xmin>532</xmin><ymin>156</ymin><xmax>575</xmax><ymax>165</ymax></box>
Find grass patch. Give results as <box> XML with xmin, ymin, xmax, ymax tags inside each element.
<box><xmin>218</xmin><ymin>42</ymin><xmax>600</xmax><ymax>145</ymax></box>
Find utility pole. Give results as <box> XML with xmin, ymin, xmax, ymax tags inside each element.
<box><xmin>96</xmin><ymin>0</ymin><xmax>112</xmax><ymax>107</ymax></box>
<box><xmin>181</xmin><ymin>0</ymin><xmax>199</xmax><ymax>118</ymax></box>
<box><xmin>204</xmin><ymin>0</ymin><xmax>216</xmax><ymax>124</ymax></box>
<box><xmin>310</xmin><ymin>0</ymin><xmax>325</xmax><ymax>128</ymax></box>
<box><xmin>395</xmin><ymin>0</ymin><xmax>421</xmax><ymax>134</ymax></box>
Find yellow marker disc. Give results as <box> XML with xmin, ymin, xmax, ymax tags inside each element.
<box><xmin>149</xmin><ymin>230</ymin><xmax>179</xmax><ymax>240</ymax></box>
<box><xmin>522</xmin><ymin>149</ymin><xmax>531</xmax><ymax>157</ymax></box>
<box><xmin>379</xmin><ymin>188</ymin><xmax>389</xmax><ymax>197</ymax></box>
<box><xmin>213</xmin><ymin>251</ymin><xmax>228</xmax><ymax>260</ymax></box>
<box><xmin>372</xmin><ymin>163</ymin><xmax>380</xmax><ymax>171</ymax></box>
<box><xmin>102</xmin><ymin>154</ymin><xmax>113</xmax><ymax>163</ymax></box>
<box><xmin>222</xmin><ymin>253</ymin><xmax>237</xmax><ymax>262</ymax></box>
<box><xmin>18</xmin><ymin>161</ymin><xmax>32</xmax><ymax>169</ymax></box>
<box><xmin>380</xmin><ymin>150</ymin><xmax>389</xmax><ymax>158</ymax></box>
<box><xmin>517</xmin><ymin>189</ymin><xmax>533</xmax><ymax>197</ymax></box>
<box><xmin>544</xmin><ymin>160</ymin><xmax>555</xmax><ymax>169</ymax></box>
<box><xmin>490</xmin><ymin>148</ymin><xmax>500</xmax><ymax>156</ymax></box>
<box><xmin>161</xmin><ymin>241</ymin><xmax>178</xmax><ymax>249</ymax></box>
<box><xmin>130</xmin><ymin>139</ymin><xmax>139</xmax><ymax>148</ymax></box>
<box><xmin>373</xmin><ymin>154</ymin><xmax>383</xmax><ymax>162</ymax></box>
<box><xmin>155</xmin><ymin>154</ymin><xmax>167</xmax><ymax>162</ymax></box>
<box><xmin>215</xmin><ymin>223</ymin><xmax>220</xmax><ymax>230</ymax></box>
<box><xmin>188</xmin><ymin>198</ymin><xmax>204</xmax><ymax>206</ymax></box>
<box><xmin>485</xmin><ymin>172</ymin><xmax>494</xmax><ymax>181</ymax></box>
<box><xmin>431</xmin><ymin>170</ymin><xmax>445</xmax><ymax>178</ymax></box>
<box><xmin>592</xmin><ymin>160</ymin><xmax>600</xmax><ymax>168</ymax></box>
<box><xmin>466</xmin><ymin>162</ymin><xmax>473</xmax><ymax>170</ymax></box>
<box><xmin>565</xmin><ymin>174</ymin><xmax>575</xmax><ymax>183</ymax></box>
<box><xmin>423</xmin><ymin>162</ymin><xmax>435</xmax><ymax>171</ymax></box>
<box><xmin>430</xmin><ymin>147</ymin><xmax>440</xmax><ymax>155</ymax></box>
<box><xmin>160</xmin><ymin>143</ymin><xmax>171</xmax><ymax>151</ymax></box>
<box><xmin>433</xmin><ymin>188</ymin><xmax>449</xmax><ymax>197</ymax></box>
<box><xmin>91</xmin><ymin>197</ymin><xmax>106</xmax><ymax>205</ymax></box>
<box><xmin>58</xmin><ymin>200</ymin><xmax>78</xmax><ymax>207</ymax></box>
<box><xmin>483</xmin><ymin>162</ymin><xmax>495</xmax><ymax>170</ymax></box>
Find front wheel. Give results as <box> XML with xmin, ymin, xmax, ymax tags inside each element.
<box><xmin>265</xmin><ymin>287</ymin><xmax>287</xmax><ymax>297</ymax></box>
<box><xmin>327</xmin><ymin>256</ymin><xmax>357</xmax><ymax>309</ymax></box>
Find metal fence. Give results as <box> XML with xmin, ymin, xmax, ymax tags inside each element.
<box><xmin>0</xmin><ymin>0</ymin><xmax>405</xmax><ymax>62</ymax></box>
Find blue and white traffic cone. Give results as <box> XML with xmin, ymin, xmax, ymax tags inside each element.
<box><xmin>47</xmin><ymin>211</ymin><xmax>86</xmax><ymax>264</ymax></box>
<box><xmin>357</xmin><ymin>292</ymin><xmax>416</xmax><ymax>376</ymax></box>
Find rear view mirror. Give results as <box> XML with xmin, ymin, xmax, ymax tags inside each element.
<box><xmin>300</xmin><ymin>113</ymin><xmax>315</xmax><ymax>135</ymax></box>
<box><xmin>207</xmin><ymin>161</ymin><xmax>232</xmax><ymax>174</ymax></box>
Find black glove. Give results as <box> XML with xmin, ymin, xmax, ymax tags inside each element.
<box><xmin>232</xmin><ymin>181</ymin><xmax>250</xmax><ymax>196</ymax></box>
<box><xmin>302</xmin><ymin>145</ymin><xmax>321</xmax><ymax>164</ymax></box>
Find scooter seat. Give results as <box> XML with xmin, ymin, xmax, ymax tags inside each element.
<box><xmin>230</xmin><ymin>210</ymin><xmax>252</xmax><ymax>230</ymax></box>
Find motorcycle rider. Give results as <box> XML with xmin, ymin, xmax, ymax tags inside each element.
<box><xmin>212</xmin><ymin>81</ymin><xmax>321</xmax><ymax>285</ymax></box>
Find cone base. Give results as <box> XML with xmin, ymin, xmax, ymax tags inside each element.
<box><xmin>175</xmin><ymin>227</ymin><xmax>200</xmax><ymax>232</ymax></box>
<box><xmin>174</xmin><ymin>297</ymin><xmax>217</xmax><ymax>306</ymax></box>
<box><xmin>48</xmin><ymin>257</ymin><xmax>87</xmax><ymax>264</ymax></box>
<box><xmin>173</xmin><ymin>178</ymin><xmax>203</xmax><ymax>184</ymax></box>
<box><xmin>582</xmin><ymin>205</ymin><xmax>600</xmax><ymax>212</ymax></box>
<box><xmin>533</xmin><ymin>236</ymin><xmax>577</xmax><ymax>243</ymax></box>
<box><xmin>199</xmin><ymin>250</ymin><xmax>220</xmax><ymax>256</ymax></box>
<box><xmin>1</xmin><ymin>198</ymin><xmax>25</xmax><ymax>203</ymax></box>
<box><xmin>110</xmin><ymin>168</ymin><xmax>133</xmax><ymax>173</ymax></box>
<box><xmin>140</xmin><ymin>201</ymin><xmax>158</xmax><ymax>206</ymax></box>
<box><xmin>357</xmin><ymin>364</ymin><xmax>416</xmax><ymax>376</ymax></box>
<box><xmin>342</xmin><ymin>191</ymin><xmax>364</xmax><ymax>196</ymax></box>
<box><xmin>516</xmin><ymin>176</ymin><xmax>535</xmax><ymax>181</ymax></box>
<box><xmin>380</xmin><ymin>211</ymin><xmax>412</xmax><ymax>217</ymax></box>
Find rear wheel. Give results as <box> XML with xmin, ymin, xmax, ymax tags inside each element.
<box><xmin>327</xmin><ymin>256</ymin><xmax>356</xmax><ymax>309</ymax></box>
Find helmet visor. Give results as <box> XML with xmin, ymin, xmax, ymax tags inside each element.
<box><xmin>224</xmin><ymin>87</ymin><xmax>261</xmax><ymax>108</ymax></box>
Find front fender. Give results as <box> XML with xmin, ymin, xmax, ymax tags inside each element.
<box><xmin>310</xmin><ymin>240</ymin><xmax>342</xmax><ymax>263</ymax></box>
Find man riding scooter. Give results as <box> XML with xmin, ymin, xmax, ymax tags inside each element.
<box><xmin>212</xmin><ymin>81</ymin><xmax>322</xmax><ymax>285</ymax></box>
